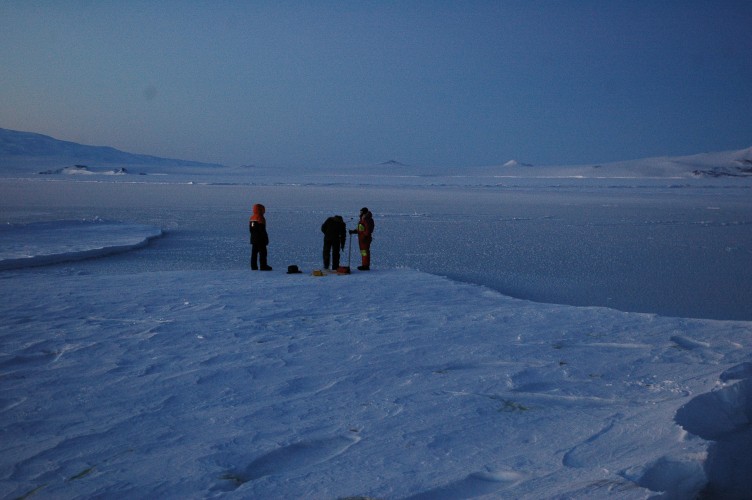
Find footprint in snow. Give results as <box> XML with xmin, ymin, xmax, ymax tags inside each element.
<box><xmin>404</xmin><ymin>470</ymin><xmax>526</xmax><ymax>500</ymax></box>
<box><xmin>216</xmin><ymin>434</ymin><xmax>360</xmax><ymax>490</ymax></box>
<box><xmin>562</xmin><ymin>415</ymin><xmax>621</xmax><ymax>468</ymax></box>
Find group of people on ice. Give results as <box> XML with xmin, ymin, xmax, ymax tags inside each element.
<box><xmin>249</xmin><ymin>204</ymin><xmax>374</xmax><ymax>272</ymax></box>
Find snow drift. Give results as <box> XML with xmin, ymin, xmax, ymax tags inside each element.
<box><xmin>0</xmin><ymin>220</ymin><xmax>162</xmax><ymax>270</ymax></box>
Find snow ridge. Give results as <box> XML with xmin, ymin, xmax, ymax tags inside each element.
<box><xmin>674</xmin><ymin>364</ymin><xmax>752</xmax><ymax>498</ymax></box>
<box><xmin>0</xmin><ymin>220</ymin><xmax>163</xmax><ymax>270</ymax></box>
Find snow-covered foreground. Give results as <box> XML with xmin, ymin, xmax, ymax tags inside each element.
<box><xmin>1</xmin><ymin>221</ymin><xmax>752</xmax><ymax>499</ymax></box>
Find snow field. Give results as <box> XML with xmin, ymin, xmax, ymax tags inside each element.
<box><xmin>1</xmin><ymin>264</ymin><xmax>750</xmax><ymax>498</ymax></box>
<box><xmin>1</xmin><ymin>171</ymin><xmax>751</xmax><ymax>498</ymax></box>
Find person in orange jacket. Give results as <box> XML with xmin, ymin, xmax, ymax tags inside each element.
<box><xmin>249</xmin><ymin>203</ymin><xmax>272</xmax><ymax>271</ymax></box>
<box><xmin>349</xmin><ymin>207</ymin><xmax>374</xmax><ymax>271</ymax></box>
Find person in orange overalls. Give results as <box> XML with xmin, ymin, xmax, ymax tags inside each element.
<box><xmin>349</xmin><ymin>207</ymin><xmax>374</xmax><ymax>271</ymax></box>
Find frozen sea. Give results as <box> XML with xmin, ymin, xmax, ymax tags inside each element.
<box><xmin>1</xmin><ymin>160</ymin><xmax>752</xmax><ymax>499</ymax></box>
<box><xmin>3</xmin><ymin>175</ymin><xmax>751</xmax><ymax>320</ymax></box>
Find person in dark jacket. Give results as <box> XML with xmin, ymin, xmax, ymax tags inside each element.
<box><xmin>349</xmin><ymin>207</ymin><xmax>374</xmax><ymax>271</ymax></box>
<box><xmin>321</xmin><ymin>215</ymin><xmax>347</xmax><ymax>270</ymax></box>
<box><xmin>249</xmin><ymin>203</ymin><xmax>272</xmax><ymax>271</ymax></box>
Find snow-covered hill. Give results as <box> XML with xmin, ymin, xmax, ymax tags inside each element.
<box><xmin>0</xmin><ymin>127</ymin><xmax>223</xmax><ymax>170</ymax></box>
<box><xmin>490</xmin><ymin>147</ymin><xmax>752</xmax><ymax>179</ymax></box>
<box><xmin>38</xmin><ymin>165</ymin><xmax>129</xmax><ymax>176</ymax></box>
<box><xmin>590</xmin><ymin>147</ymin><xmax>752</xmax><ymax>178</ymax></box>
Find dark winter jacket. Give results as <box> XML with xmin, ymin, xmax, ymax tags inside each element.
<box><xmin>321</xmin><ymin>216</ymin><xmax>347</xmax><ymax>249</ymax></box>
<box><xmin>249</xmin><ymin>204</ymin><xmax>269</xmax><ymax>247</ymax></box>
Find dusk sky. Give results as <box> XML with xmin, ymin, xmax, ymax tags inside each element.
<box><xmin>2</xmin><ymin>1</ymin><xmax>751</xmax><ymax>168</ymax></box>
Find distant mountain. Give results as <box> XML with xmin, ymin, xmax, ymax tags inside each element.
<box><xmin>502</xmin><ymin>160</ymin><xmax>534</xmax><ymax>167</ymax></box>
<box><xmin>379</xmin><ymin>160</ymin><xmax>409</xmax><ymax>167</ymax></box>
<box><xmin>601</xmin><ymin>147</ymin><xmax>752</xmax><ymax>178</ymax></box>
<box><xmin>0</xmin><ymin>128</ymin><xmax>223</xmax><ymax>168</ymax></box>
<box><xmin>486</xmin><ymin>147</ymin><xmax>752</xmax><ymax>179</ymax></box>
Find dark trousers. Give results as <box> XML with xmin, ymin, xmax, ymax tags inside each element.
<box><xmin>323</xmin><ymin>239</ymin><xmax>341</xmax><ymax>269</ymax></box>
<box><xmin>250</xmin><ymin>245</ymin><xmax>268</xmax><ymax>270</ymax></box>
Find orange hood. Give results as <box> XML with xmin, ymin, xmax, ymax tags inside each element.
<box><xmin>250</xmin><ymin>203</ymin><xmax>266</xmax><ymax>222</ymax></box>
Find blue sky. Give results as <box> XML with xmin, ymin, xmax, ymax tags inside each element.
<box><xmin>1</xmin><ymin>1</ymin><xmax>751</xmax><ymax>168</ymax></box>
